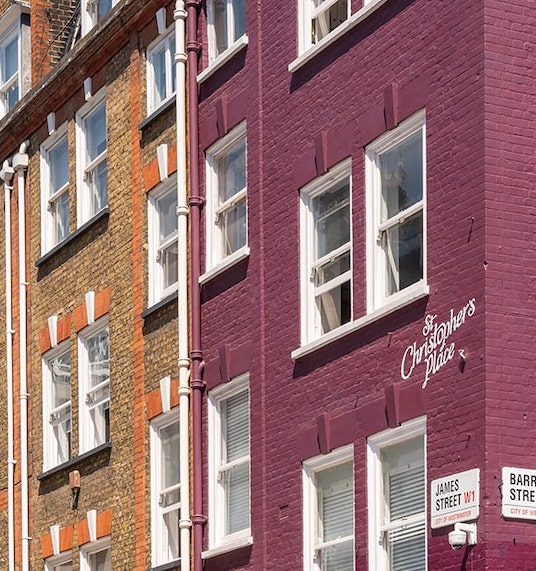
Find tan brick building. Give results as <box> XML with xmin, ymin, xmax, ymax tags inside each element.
<box><xmin>0</xmin><ymin>0</ymin><xmax>187</xmax><ymax>568</ymax></box>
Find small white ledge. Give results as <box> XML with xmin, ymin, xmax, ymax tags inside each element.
<box><xmin>288</xmin><ymin>0</ymin><xmax>389</xmax><ymax>73</ymax></box>
<box><xmin>292</xmin><ymin>284</ymin><xmax>429</xmax><ymax>360</ymax></box>
<box><xmin>199</xmin><ymin>246</ymin><xmax>250</xmax><ymax>284</ymax></box>
<box><xmin>201</xmin><ymin>535</ymin><xmax>253</xmax><ymax>559</ymax></box>
<box><xmin>197</xmin><ymin>35</ymin><xmax>249</xmax><ymax>84</ymax></box>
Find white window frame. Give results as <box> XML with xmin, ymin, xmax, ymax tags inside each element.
<box><xmin>78</xmin><ymin>318</ymin><xmax>110</xmax><ymax>454</ymax></box>
<box><xmin>204</xmin><ymin>122</ymin><xmax>248</xmax><ymax>276</ymax></box>
<box><xmin>366</xmin><ymin>110</ymin><xmax>427</xmax><ymax>314</ymax></box>
<box><xmin>40</xmin><ymin>125</ymin><xmax>70</xmax><ymax>254</ymax></box>
<box><xmin>206</xmin><ymin>373</ymin><xmax>251</xmax><ymax>554</ymax></box>
<box><xmin>298</xmin><ymin>0</ymin><xmax>351</xmax><ymax>55</ymax></box>
<box><xmin>148</xmin><ymin>175</ymin><xmax>178</xmax><ymax>306</ymax></box>
<box><xmin>206</xmin><ymin>0</ymin><xmax>246</xmax><ymax>62</ymax></box>
<box><xmin>303</xmin><ymin>444</ymin><xmax>355</xmax><ymax>571</ymax></box>
<box><xmin>80</xmin><ymin>536</ymin><xmax>111</xmax><ymax>571</ymax></box>
<box><xmin>150</xmin><ymin>408</ymin><xmax>181</xmax><ymax>568</ymax></box>
<box><xmin>300</xmin><ymin>159</ymin><xmax>352</xmax><ymax>345</ymax></box>
<box><xmin>81</xmin><ymin>0</ymin><xmax>119</xmax><ymax>36</ymax></box>
<box><xmin>0</xmin><ymin>22</ymin><xmax>19</xmax><ymax>117</ymax></box>
<box><xmin>42</xmin><ymin>342</ymin><xmax>72</xmax><ymax>471</ymax></box>
<box><xmin>146</xmin><ymin>25</ymin><xmax>176</xmax><ymax>115</ymax></box>
<box><xmin>367</xmin><ymin>417</ymin><xmax>427</xmax><ymax>571</ymax></box>
<box><xmin>45</xmin><ymin>552</ymin><xmax>73</xmax><ymax>571</ymax></box>
<box><xmin>76</xmin><ymin>90</ymin><xmax>108</xmax><ymax>227</ymax></box>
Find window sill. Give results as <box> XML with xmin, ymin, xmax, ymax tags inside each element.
<box><xmin>37</xmin><ymin>441</ymin><xmax>112</xmax><ymax>481</ymax></box>
<box><xmin>288</xmin><ymin>0</ymin><xmax>389</xmax><ymax>73</ymax></box>
<box><xmin>292</xmin><ymin>283</ymin><xmax>429</xmax><ymax>360</ymax></box>
<box><xmin>199</xmin><ymin>246</ymin><xmax>250</xmax><ymax>284</ymax></box>
<box><xmin>197</xmin><ymin>35</ymin><xmax>249</xmax><ymax>84</ymax></box>
<box><xmin>139</xmin><ymin>96</ymin><xmax>176</xmax><ymax>131</ymax></box>
<box><xmin>201</xmin><ymin>535</ymin><xmax>253</xmax><ymax>559</ymax></box>
<box><xmin>142</xmin><ymin>290</ymin><xmax>178</xmax><ymax>319</ymax></box>
<box><xmin>36</xmin><ymin>208</ymin><xmax>110</xmax><ymax>267</ymax></box>
<box><xmin>149</xmin><ymin>559</ymin><xmax>181</xmax><ymax>571</ymax></box>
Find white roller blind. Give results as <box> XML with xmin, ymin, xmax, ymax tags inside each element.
<box><xmin>382</xmin><ymin>436</ymin><xmax>425</xmax><ymax>571</ymax></box>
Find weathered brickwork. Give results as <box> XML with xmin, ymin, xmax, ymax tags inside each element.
<box><xmin>0</xmin><ymin>0</ymin><xmax>181</xmax><ymax>569</ymax></box>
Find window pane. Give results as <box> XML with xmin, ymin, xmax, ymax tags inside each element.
<box><xmin>224</xmin><ymin>390</ymin><xmax>249</xmax><ymax>462</ymax></box>
<box><xmin>162</xmin><ymin>243</ymin><xmax>178</xmax><ymax>289</ymax></box>
<box><xmin>153</xmin><ymin>45</ymin><xmax>167</xmax><ymax>105</ymax></box>
<box><xmin>87</xmin><ymin>106</ymin><xmax>107</xmax><ymax>161</ymax></box>
<box><xmin>319</xmin><ymin>539</ymin><xmax>354</xmax><ymax>571</ymax></box>
<box><xmin>3</xmin><ymin>34</ymin><xmax>18</xmax><ymax>81</ymax></box>
<box><xmin>98</xmin><ymin>0</ymin><xmax>112</xmax><ymax>20</ymax></box>
<box><xmin>380</xmin><ymin>130</ymin><xmax>422</xmax><ymax>220</ymax></box>
<box><xmin>54</xmin><ymin>191</ymin><xmax>70</xmax><ymax>243</ymax></box>
<box><xmin>50</xmin><ymin>139</ymin><xmax>69</xmax><ymax>193</ymax></box>
<box><xmin>232</xmin><ymin>0</ymin><xmax>246</xmax><ymax>40</ymax></box>
<box><xmin>6</xmin><ymin>83</ymin><xmax>18</xmax><ymax>111</ymax></box>
<box><xmin>164</xmin><ymin>509</ymin><xmax>180</xmax><ymax>558</ymax></box>
<box><xmin>88</xmin><ymin>330</ymin><xmax>110</xmax><ymax>386</ymax></box>
<box><xmin>213</xmin><ymin>0</ymin><xmax>229</xmax><ymax>55</ymax></box>
<box><xmin>226</xmin><ymin>461</ymin><xmax>250</xmax><ymax>534</ymax></box>
<box><xmin>159</xmin><ymin>192</ymin><xmax>178</xmax><ymax>241</ymax></box>
<box><xmin>317</xmin><ymin>278</ymin><xmax>351</xmax><ymax>334</ymax></box>
<box><xmin>384</xmin><ymin>211</ymin><xmax>423</xmax><ymax>294</ymax></box>
<box><xmin>90</xmin><ymin>160</ymin><xmax>108</xmax><ymax>213</ymax></box>
<box><xmin>221</xmin><ymin>198</ymin><xmax>247</xmax><ymax>255</ymax></box>
<box><xmin>51</xmin><ymin>352</ymin><xmax>71</xmax><ymax>407</ymax></box>
<box><xmin>312</xmin><ymin>0</ymin><xmax>348</xmax><ymax>44</ymax></box>
<box><xmin>389</xmin><ymin>522</ymin><xmax>426</xmax><ymax>571</ymax></box>
<box><xmin>161</xmin><ymin>422</ymin><xmax>180</xmax><ymax>489</ymax></box>
<box><xmin>313</xmin><ymin>179</ymin><xmax>350</xmax><ymax>259</ymax></box>
<box><xmin>218</xmin><ymin>138</ymin><xmax>246</xmax><ymax>203</ymax></box>
<box><xmin>90</xmin><ymin>548</ymin><xmax>111</xmax><ymax>571</ymax></box>
<box><xmin>316</xmin><ymin>461</ymin><xmax>353</xmax><ymax>542</ymax></box>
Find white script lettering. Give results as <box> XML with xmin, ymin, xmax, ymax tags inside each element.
<box><xmin>401</xmin><ymin>298</ymin><xmax>476</xmax><ymax>388</ymax></box>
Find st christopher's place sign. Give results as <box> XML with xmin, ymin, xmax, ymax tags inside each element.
<box><xmin>401</xmin><ymin>298</ymin><xmax>476</xmax><ymax>388</ymax></box>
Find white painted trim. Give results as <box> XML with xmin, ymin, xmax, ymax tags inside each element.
<box><xmin>205</xmin><ymin>122</ymin><xmax>248</xmax><ymax>272</ymax></box>
<box><xmin>199</xmin><ymin>245</ymin><xmax>250</xmax><ymax>284</ymax></box>
<box><xmin>159</xmin><ymin>376</ymin><xmax>171</xmax><ymax>413</ymax></box>
<box><xmin>292</xmin><ymin>282</ymin><xmax>429</xmax><ymax>360</ymax></box>
<box><xmin>77</xmin><ymin>317</ymin><xmax>110</xmax><ymax>454</ymax></box>
<box><xmin>299</xmin><ymin>159</ymin><xmax>352</xmax><ymax>345</ymax></box>
<box><xmin>207</xmin><ymin>374</ymin><xmax>250</xmax><ymax>550</ymax></box>
<box><xmin>42</xmin><ymin>340</ymin><xmax>71</xmax><ymax>471</ymax></box>
<box><xmin>367</xmin><ymin>417</ymin><xmax>427</xmax><ymax>571</ymax></box>
<box><xmin>289</xmin><ymin>0</ymin><xmax>389</xmax><ymax>73</ymax></box>
<box><xmin>150</xmin><ymin>408</ymin><xmax>181</xmax><ymax>567</ymax></box>
<box><xmin>146</xmin><ymin>25</ymin><xmax>176</xmax><ymax>115</ymax></box>
<box><xmin>302</xmin><ymin>445</ymin><xmax>354</xmax><ymax>571</ymax></box>
<box><xmin>197</xmin><ymin>35</ymin><xmax>248</xmax><ymax>84</ymax></box>
<box><xmin>365</xmin><ymin>110</ymin><xmax>427</xmax><ymax>314</ymax></box>
<box><xmin>39</xmin><ymin>124</ymin><xmax>69</xmax><ymax>254</ymax></box>
<box><xmin>147</xmin><ymin>175</ymin><xmax>179</xmax><ymax>306</ymax></box>
<box><xmin>201</xmin><ymin>535</ymin><xmax>253</xmax><ymax>559</ymax></box>
<box><xmin>80</xmin><ymin>536</ymin><xmax>111</xmax><ymax>571</ymax></box>
<box><xmin>75</xmin><ymin>89</ymin><xmax>107</xmax><ymax>228</ymax></box>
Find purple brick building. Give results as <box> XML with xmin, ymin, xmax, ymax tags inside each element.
<box><xmin>189</xmin><ymin>0</ymin><xmax>536</xmax><ymax>570</ymax></box>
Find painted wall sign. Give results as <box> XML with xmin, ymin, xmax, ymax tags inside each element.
<box><xmin>401</xmin><ymin>298</ymin><xmax>476</xmax><ymax>388</ymax></box>
<box><xmin>431</xmin><ymin>468</ymin><xmax>480</xmax><ymax>529</ymax></box>
<box><xmin>502</xmin><ymin>467</ymin><xmax>536</xmax><ymax>520</ymax></box>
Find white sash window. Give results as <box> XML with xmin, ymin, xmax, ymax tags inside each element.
<box><xmin>368</xmin><ymin>417</ymin><xmax>427</xmax><ymax>571</ymax></box>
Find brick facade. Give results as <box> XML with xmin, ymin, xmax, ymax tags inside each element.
<box><xmin>195</xmin><ymin>1</ymin><xmax>535</xmax><ymax>570</ymax></box>
<box><xmin>0</xmin><ymin>0</ymin><xmax>181</xmax><ymax>568</ymax></box>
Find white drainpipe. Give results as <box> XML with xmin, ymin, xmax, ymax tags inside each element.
<box><xmin>13</xmin><ymin>142</ymin><xmax>29</xmax><ymax>571</ymax></box>
<box><xmin>1</xmin><ymin>159</ymin><xmax>16</xmax><ymax>571</ymax></box>
<box><xmin>174</xmin><ymin>2</ymin><xmax>191</xmax><ymax>570</ymax></box>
